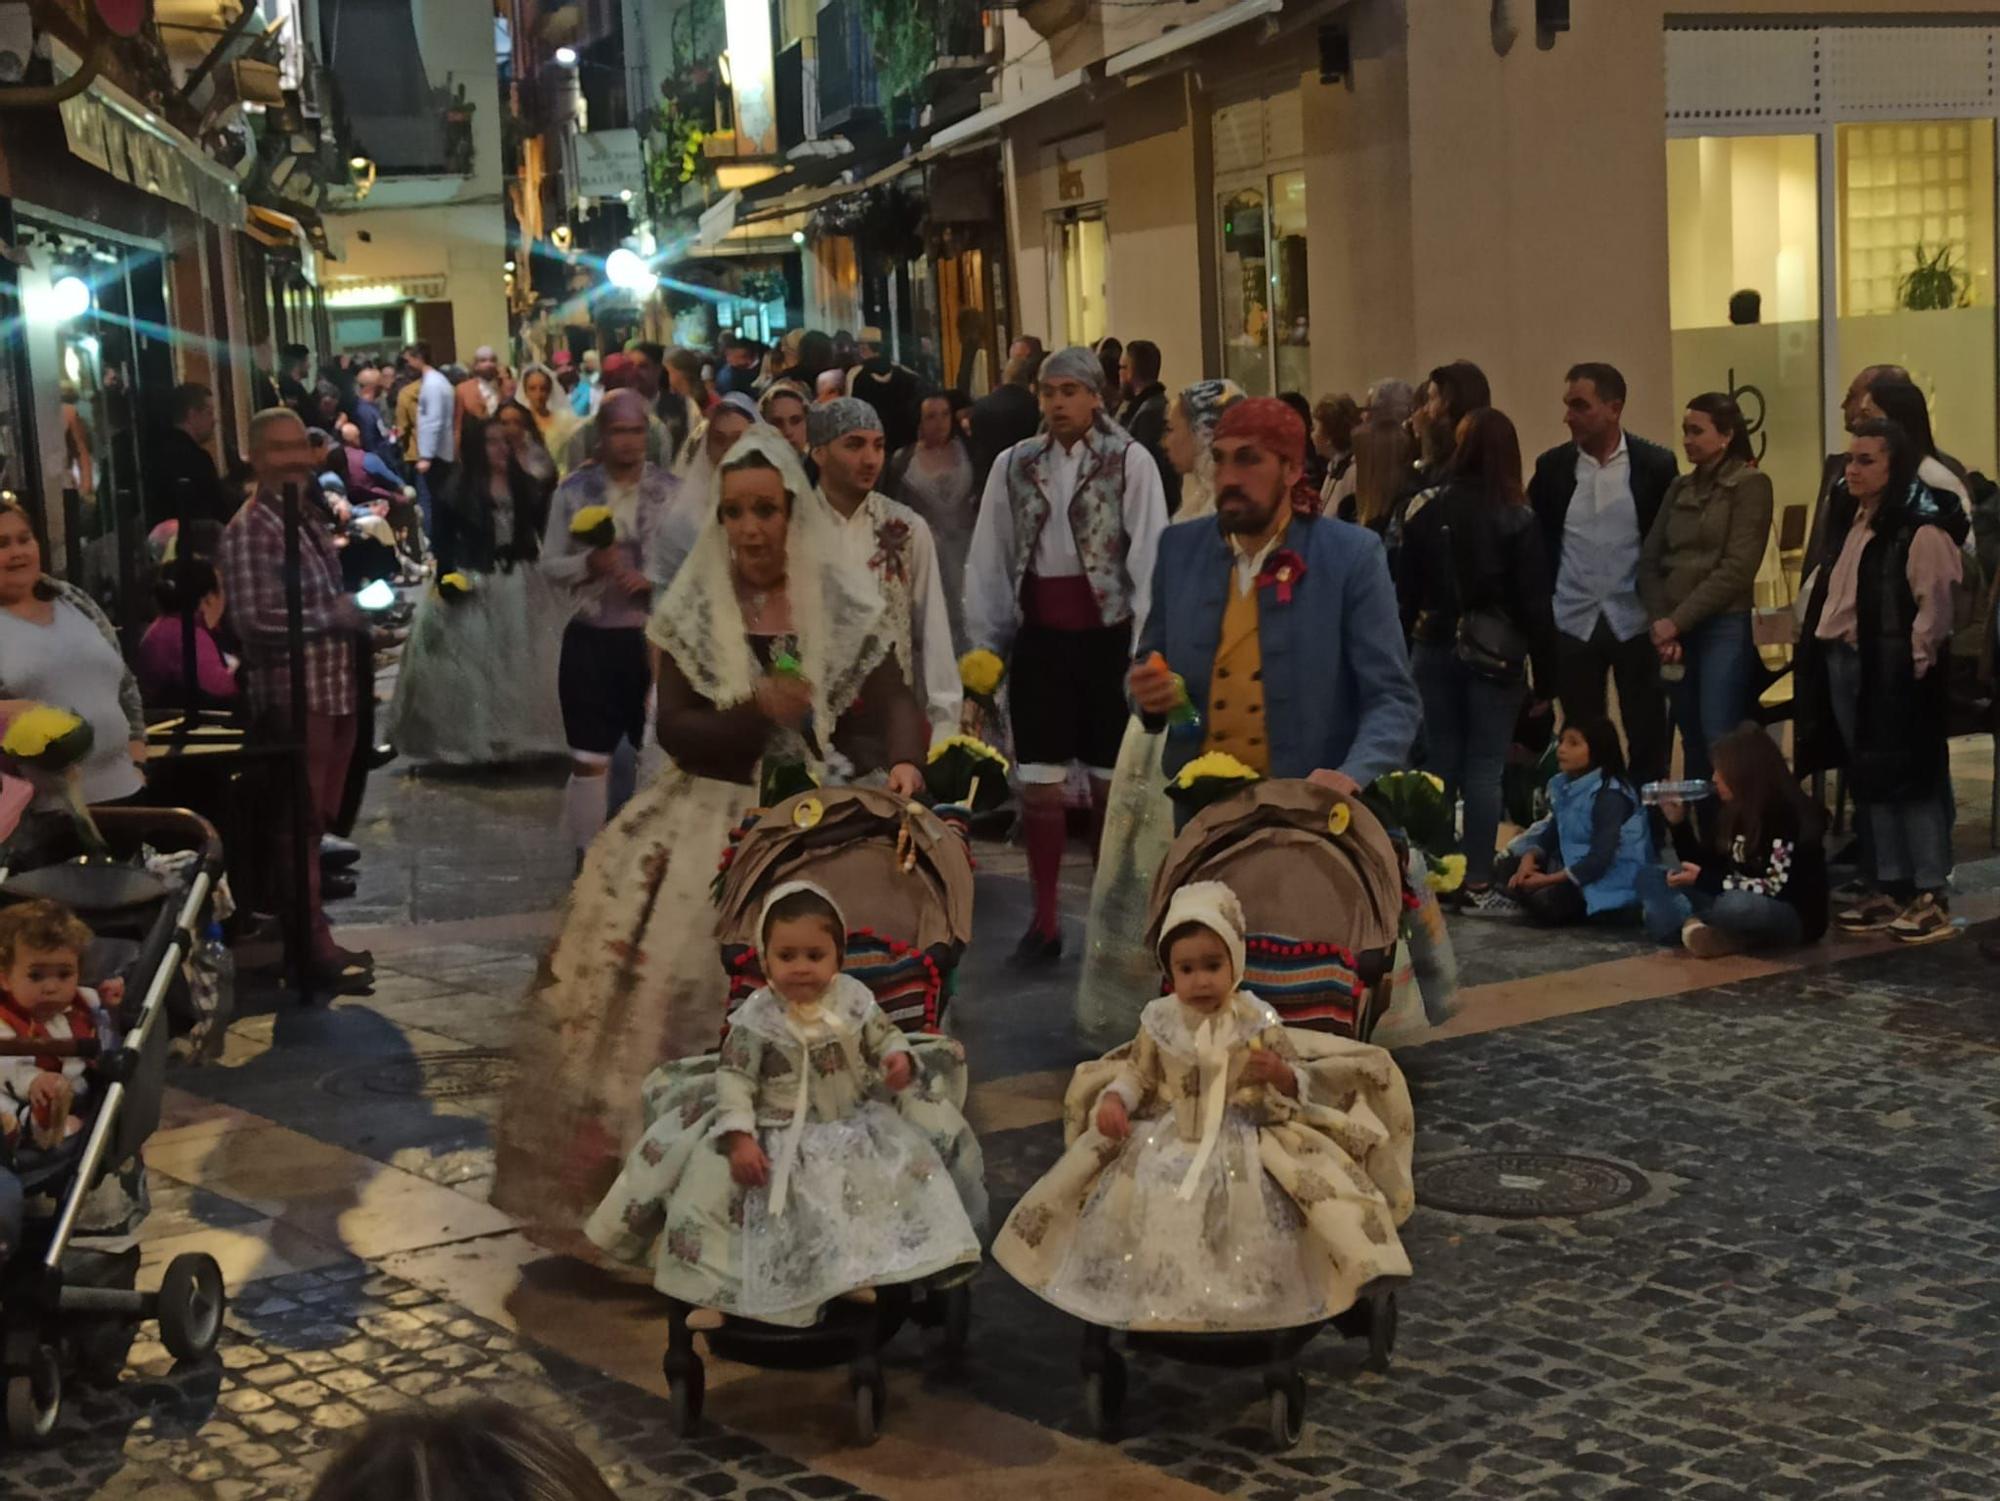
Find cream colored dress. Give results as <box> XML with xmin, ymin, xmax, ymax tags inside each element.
<box><xmin>998</xmin><ymin>991</ymin><xmax>1414</xmax><ymax>1333</ymax></box>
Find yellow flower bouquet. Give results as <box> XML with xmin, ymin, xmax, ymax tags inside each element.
<box><xmin>1364</xmin><ymin>768</ymin><xmax>1463</xmax><ymax>893</ymax></box>
<box><xmin>0</xmin><ymin>703</ymin><xmax>108</xmax><ymax>855</ymax></box>
<box><xmin>924</xmin><ymin>733</ymin><xmax>1010</xmax><ymax>812</ymax></box>
<box><xmin>569</xmin><ymin>504</ymin><xmax>617</xmax><ymax>549</ymax></box>
<box><xmin>436</xmin><ymin>571</ymin><xmax>476</xmax><ymax>604</ymax></box>
<box><xmin>1165</xmin><ymin>750</ymin><xmax>1262</xmax><ymax>813</ymax></box>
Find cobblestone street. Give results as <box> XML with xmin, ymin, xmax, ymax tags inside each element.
<box><xmin>7</xmin><ymin>762</ymin><xmax>2000</xmax><ymax>1499</ymax></box>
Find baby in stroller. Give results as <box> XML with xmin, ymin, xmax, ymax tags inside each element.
<box><xmin>0</xmin><ymin>901</ymin><xmax>123</xmax><ymax>1264</ymax></box>
<box><xmin>586</xmin><ymin>881</ymin><xmax>984</xmax><ymax>1322</ymax></box>
<box><xmin>997</xmin><ymin>879</ymin><xmax>1415</xmax><ymax>1444</ymax></box>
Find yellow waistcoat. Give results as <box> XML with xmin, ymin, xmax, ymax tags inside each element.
<box><xmin>1201</xmin><ymin>579</ymin><xmax>1270</xmax><ymax>775</ymax></box>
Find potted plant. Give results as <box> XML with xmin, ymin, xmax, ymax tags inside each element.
<box><xmin>1899</xmin><ymin>242</ymin><xmax>1970</xmax><ymax>311</ymax></box>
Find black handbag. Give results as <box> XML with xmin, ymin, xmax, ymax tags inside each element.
<box><xmin>1445</xmin><ymin>520</ymin><xmax>1528</xmax><ymax>683</ymax></box>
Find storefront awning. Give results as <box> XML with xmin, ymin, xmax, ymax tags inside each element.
<box><xmin>696</xmin><ymin>190</ymin><xmax>743</xmax><ymax>249</ymax></box>
<box><xmin>53</xmin><ymin>58</ymin><xmax>246</xmax><ymax>230</ymax></box>
<box><xmin>929</xmin><ymin>73</ymin><xmax>1084</xmax><ymax>151</ymax></box>
<box><xmin>1104</xmin><ymin>0</ymin><xmax>1287</xmax><ymax>76</ymax></box>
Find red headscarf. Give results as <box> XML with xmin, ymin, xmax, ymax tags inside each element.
<box><xmin>1213</xmin><ymin>397</ymin><xmax>1320</xmax><ymax>515</ymax></box>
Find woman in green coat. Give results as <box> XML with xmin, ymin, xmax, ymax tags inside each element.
<box><xmin>1637</xmin><ymin>393</ymin><xmax>1774</xmax><ymax>783</ymax></box>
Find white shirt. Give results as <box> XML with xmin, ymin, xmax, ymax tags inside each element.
<box><xmin>964</xmin><ymin>433</ymin><xmax>1169</xmax><ymax>655</ymax></box>
<box><xmin>1553</xmin><ymin>434</ymin><xmax>1647</xmax><ymax>642</ymax></box>
<box><xmin>822</xmin><ymin>490</ymin><xmax>962</xmax><ymax>741</ymax></box>
<box><xmin>416</xmin><ymin>368</ymin><xmax>457</xmax><ymax>463</ymax></box>
<box><xmin>1231</xmin><ymin>529</ymin><xmax>1287</xmax><ymax>597</ymax></box>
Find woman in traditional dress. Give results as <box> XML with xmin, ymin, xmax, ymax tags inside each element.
<box><xmin>384</xmin><ymin>416</ymin><xmax>568</xmax><ymax>765</ymax></box>
<box><xmin>518</xmin><ymin>364</ymin><xmax>579</xmax><ymax>473</ymax></box>
<box><xmin>492</xmin><ymin>427</ymin><xmax>928</xmax><ymax>1232</ymax></box>
<box><xmin>1073</xmin><ymin>379</ymin><xmax>1245</xmax><ymax>1052</ymax></box>
<box><xmin>888</xmin><ymin>390</ymin><xmax>978</xmax><ymax>655</ymax></box>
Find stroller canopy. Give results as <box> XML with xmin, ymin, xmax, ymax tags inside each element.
<box><xmin>1146</xmin><ymin>781</ymin><xmax>1404</xmax><ymax>1039</ymax></box>
<box><xmin>714</xmin><ymin>788</ymin><xmax>974</xmax><ymax>1033</ymax></box>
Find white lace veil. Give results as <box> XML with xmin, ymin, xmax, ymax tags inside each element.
<box><xmin>647</xmin><ymin>426</ymin><xmax>890</xmax><ymax>741</ymax></box>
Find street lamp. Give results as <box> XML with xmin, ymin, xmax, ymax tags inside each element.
<box><xmin>791</xmin><ymin>230</ymin><xmax>805</xmax><ymax>246</ymax></box>
<box><xmin>605</xmin><ymin>248</ymin><xmax>658</xmax><ymax>295</ymax></box>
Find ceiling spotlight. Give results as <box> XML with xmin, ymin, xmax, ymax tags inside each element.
<box><xmin>618</xmin><ymin>187</ymin><xmax>634</xmax><ymax>203</ymax></box>
<box><xmin>791</xmin><ymin>230</ymin><xmax>805</xmax><ymax>246</ymax></box>
<box><xmin>50</xmin><ymin>275</ymin><xmax>91</xmax><ymax>321</ymax></box>
<box><xmin>554</xmin><ymin>46</ymin><xmax>578</xmax><ymax>65</ymax></box>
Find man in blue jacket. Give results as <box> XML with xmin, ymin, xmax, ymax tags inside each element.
<box><xmin>1130</xmin><ymin>398</ymin><xmax>1420</xmax><ymax>804</ymax></box>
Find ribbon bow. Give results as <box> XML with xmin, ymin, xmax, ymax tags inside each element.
<box><xmin>1255</xmin><ymin>549</ymin><xmax>1307</xmax><ymax>605</ymax></box>
<box><xmin>1176</xmin><ymin>1014</ymin><xmax>1236</xmax><ymax>1201</ymax></box>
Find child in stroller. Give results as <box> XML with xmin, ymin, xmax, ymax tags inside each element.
<box><xmin>0</xmin><ymin>902</ymin><xmax>124</xmax><ymax>1259</ymax></box>
<box><xmin>585</xmin><ymin>880</ymin><xmax>985</xmax><ymax>1442</ymax></box>
<box><xmin>0</xmin><ymin>810</ymin><xmax>227</xmax><ymax>1446</ymax></box>
<box><xmin>996</xmin><ymin>879</ymin><xmax>1415</xmax><ymax>1448</ymax></box>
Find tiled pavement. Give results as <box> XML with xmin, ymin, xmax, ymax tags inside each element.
<box><xmin>7</xmin><ymin>759</ymin><xmax>2000</xmax><ymax>1497</ymax></box>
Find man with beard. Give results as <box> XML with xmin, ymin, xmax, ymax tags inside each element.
<box><xmin>1130</xmin><ymin>396</ymin><xmax>1419</xmax><ymax>808</ymax></box>
<box><xmin>810</xmin><ymin>397</ymin><xmax>961</xmax><ymax>742</ymax></box>
<box><xmin>966</xmin><ymin>346</ymin><xmax>1169</xmax><ymax>965</ymax></box>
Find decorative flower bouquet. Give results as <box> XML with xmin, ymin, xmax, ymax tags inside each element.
<box><xmin>958</xmin><ymin>649</ymin><xmax>1005</xmax><ymax>710</ymax></box>
<box><xmin>1165</xmin><ymin>751</ymin><xmax>1261</xmax><ymax>814</ymax></box>
<box><xmin>436</xmin><ymin>571</ymin><xmax>475</xmax><ymax>604</ymax></box>
<box><xmin>0</xmin><ymin>705</ymin><xmax>108</xmax><ymax>856</ymax></box>
<box><xmin>1365</xmin><ymin>769</ymin><xmax>1465</xmax><ymax>893</ymax></box>
<box><xmin>924</xmin><ymin>733</ymin><xmax>1009</xmax><ymax>814</ymax></box>
<box><xmin>569</xmin><ymin>505</ymin><xmax>617</xmax><ymax>549</ymax></box>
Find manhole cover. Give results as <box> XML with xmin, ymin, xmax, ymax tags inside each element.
<box><xmin>320</xmin><ymin>1049</ymin><xmax>518</xmax><ymax>1102</ymax></box>
<box><xmin>1415</xmin><ymin>1152</ymin><xmax>1649</xmax><ymax>1219</ymax></box>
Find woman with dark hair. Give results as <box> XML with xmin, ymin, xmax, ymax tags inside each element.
<box><xmin>136</xmin><ymin>556</ymin><xmax>237</xmax><ymax>708</ymax></box>
<box><xmin>1863</xmin><ymin>374</ymin><xmax>1973</xmax><ymax>514</ymax></box>
<box><xmin>1802</xmin><ymin>417</ymin><xmax>1961</xmax><ymax>944</ymax></box>
<box><xmin>384</xmin><ymin>416</ymin><xmax>569</xmax><ymax>766</ymax></box>
<box><xmin>1638</xmin><ymin>723</ymin><xmax>1827</xmax><ymax>956</ymax></box>
<box><xmin>1637</xmin><ymin>392</ymin><xmax>1774</xmax><ymax>783</ymax></box>
<box><xmin>887</xmin><ymin>389</ymin><xmax>977</xmax><ymax>654</ymax></box>
<box><xmin>1397</xmin><ymin>407</ymin><xmax>1558</xmax><ymax>912</ymax></box>
<box><xmin>1278</xmin><ymin>391</ymin><xmax>1327</xmax><ymax>500</ymax></box>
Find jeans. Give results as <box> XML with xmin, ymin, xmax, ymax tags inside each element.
<box><xmin>1556</xmin><ymin>618</ymin><xmax>1670</xmax><ymax>785</ymax></box>
<box><xmin>1412</xmin><ymin>643</ymin><xmax>1523</xmax><ymax>884</ymax></box>
<box><xmin>1637</xmin><ymin>864</ymin><xmax>1804</xmax><ymax>948</ymax></box>
<box><xmin>1667</xmin><ymin>611</ymin><xmax>1756</xmax><ymax>782</ymax></box>
<box><xmin>1821</xmin><ymin>641</ymin><xmax>1952</xmax><ymax>890</ymax></box>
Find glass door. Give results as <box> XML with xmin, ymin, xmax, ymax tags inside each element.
<box><xmin>1054</xmin><ymin>208</ymin><xmax>1108</xmax><ymax>350</ymax></box>
<box><xmin>1218</xmin><ymin>171</ymin><xmax>1311</xmax><ymax>397</ymax></box>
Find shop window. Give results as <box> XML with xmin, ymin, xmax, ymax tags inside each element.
<box><xmin>1836</xmin><ymin>119</ymin><xmax>1997</xmax><ymax>477</ymax></box>
<box><xmin>1666</xmin><ymin>133</ymin><xmax>1822</xmax><ymax>608</ymax></box>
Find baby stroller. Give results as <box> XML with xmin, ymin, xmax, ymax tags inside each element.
<box><xmin>657</xmin><ymin>788</ymin><xmax>978</xmax><ymax>1442</ymax></box>
<box><xmin>0</xmin><ymin>807</ymin><xmax>228</xmax><ymax>1445</ymax></box>
<box><xmin>1069</xmin><ymin>781</ymin><xmax>1402</xmax><ymax>1450</ymax></box>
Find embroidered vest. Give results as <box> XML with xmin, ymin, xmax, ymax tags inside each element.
<box><xmin>854</xmin><ymin>493</ymin><xmax>920</xmax><ymax>695</ymax></box>
<box><xmin>999</xmin><ymin>417</ymin><xmax>1138</xmax><ymax>629</ymax></box>
<box><xmin>1201</xmin><ymin>581</ymin><xmax>1270</xmax><ymax>774</ymax></box>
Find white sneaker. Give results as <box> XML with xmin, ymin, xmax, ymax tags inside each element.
<box><xmin>1461</xmin><ymin>885</ymin><xmax>1523</xmax><ymax>918</ymax></box>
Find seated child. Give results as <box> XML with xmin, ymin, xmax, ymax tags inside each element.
<box><xmin>1493</xmin><ymin>718</ymin><xmax>1652</xmax><ymax>926</ymax></box>
<box><xmin>0</xmin><ymin>900</ymin><xmax>122</xmax><ymax>1264</ymax></box>
<box><xmin>996</xmin><ymin>881</ymin><xmax>1414</xmax><ymax>1333</ymax></box>
<box><xmin>1637</xmin><ymin>724</ymin><xmax>1828</xmax><ymax>958</ymax></box>
<box><xmin>585</xmin><ymin>882</ymin><xmax>985</xmax><ymax>1327</ymax></box>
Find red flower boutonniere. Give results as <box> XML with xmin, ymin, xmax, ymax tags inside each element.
<box><xmin>872</xmin><ymin>516</ymin><xmax>913</xmax><ymax>585</ymax></box>
<box><xmin>1256</xmin><ymin>549</ymin><xmax>1308</xmax><ymax>605</ymax></box>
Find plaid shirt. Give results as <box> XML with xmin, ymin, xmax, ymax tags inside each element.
<box><xmin>217</xmin><ymin>490</ymin><xmax>359</xmax><ymax>717</ymax></box>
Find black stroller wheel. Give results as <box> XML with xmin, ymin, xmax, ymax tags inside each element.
<box><xmin>666</xmin><ymin>1358</ymin><xmax>705</xmax><ymax>1438</ymax></box>
<box><xmin>1365</xmin><ymin>1290</ymin><xmax>1397</xmax><ymax>1373</ymax></box>
<box><xmin>5</xmin><ymin>1344</ymin><xmax>62</xmax><ymax>1447</ymax></box>
<box><xmin>1265</xmin><ymin>1373</ymin><xmax>1305</xmax><ymax>1450</ymax></box>
<box><xmin>851</xmin><ymin>1371</ymin><xmax>886</xmax><ymax>1445</ymax></box>
<box><xmin>158</xmin><ymin>1253</ymin><xmax>226</xmax><ymax>1361</ymax></box>
<box><xmin>1082</xmin><ymin>1350</ymin><xmax>1125</xmax><ymax>1439</ymax></box>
